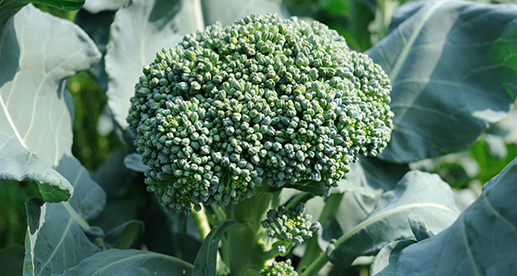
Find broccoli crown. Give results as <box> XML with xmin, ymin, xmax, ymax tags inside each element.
<box><xmin>127</xmin><ymin>14</ymin><xmax>393</xmax><ymax>215</ymax></box>
<box><xmin>261</xmin><ymin>202</ymin><xmax>320</xmax><ymax>254</ymax></box>
<box><xmin>260</xmin><ymin>259</ymin><xmax>298</xmax><ymax>276</ymax></box>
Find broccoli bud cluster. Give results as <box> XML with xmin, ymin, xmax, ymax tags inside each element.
<box><xmin>127</xmin><ymin>14</ymin><xmax>393</xmax><ymax>215</ymax></box>
<box><xmin>261</xmin><ymin>202</ymin><xmax>320</xmax><ymax>254</ymax></box>
<box><xmin>260</xmin><ymin>259</ymin><xmax>298</xmax><ymax>276</ymax></box>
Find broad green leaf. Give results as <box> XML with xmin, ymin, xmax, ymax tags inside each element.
<box><xmin>327</xmin><ymin>170</ymin><xmax>460</xmax><ymax>267</ymax></box>
<box><xmin>92</xmin><ymin>148</ymin><xmax>139</xmax><ymax>198</ymax></box>
<box><xmin>309</xmin><ymin>157</ymin><xmax>409</xmax><ymax>255</ymax></box>
<box><xmin>6</xmin><ymin>7</ymin><xmax>107</xmax><ymax>275</ymax></box>
<box><xmin>104</xmin><ymin>220</ymin><xmax>144</xmax><ymax>249</ymax></box>
<box><xmin>24</xmin><ymin>156</ymin><xmax>107</xmax><ymax>276</ymax></box>
<box><xmin>367</xmin><ymin>1</ymin><xmax>517</xmax><ymax>163</ymax></box>
<box><xmin>23</xmin><ymin>199</ymin><xmax>101</xmax><ymax>276</ymax></box>
<box><xmin>56</xmin><ymin>249</ymin><xmax>193</xmax><ymax>276</ymax></box>
<box><xmin>193</xmin><ymin>220</ymin><xmax>240</xmax><ymax>276</ymax></box>
<box><xmin>123</xmin><ymin>152</ymin><xmax>148</xmax><ymax>172</ymax></box>
<box><xmin>370</xmin><ymin>239</ymin><xmax>415</xmax><ymax>276</ymax></box>
<box><xmin>327</xmin><ymin>157</ymin><xmax>410</xmax><ymax>238</ymax></box>
<box><xmin>82</xmin><ymin>0</ymin><xmax>126</xmax><ymax>13</ymax></box>
<box><xmin>283</xmin><ymin>179</ymin><xmax>329</xmax><ymax>196</ymax></box>
<box><xmin>0</xmin><ymin>0</ymin><xmax>85</xmax><ymax>40</ymax></box>
<box><xmin>0</xmin><ymin>5</ymin><xmax>101</xmax><ymax>202</ymax></box>
<box><xmin>74</xmin><ymin>9</ymin><xmax>117</xmax><ymax>91</ymax></box>
<box><xmin>395</xmin><ymin>157</ymin><xmax>517</xmax><ymax>276</ymax></box>
<box><xmin>33</xmin><ymin>0</ymin><xmax>85</xmax><ymax>10</ymax></box>
<box><xmin>106</xmin><ymin>0</ymin><xmax>286</xmax><ymax>133</ymax></box>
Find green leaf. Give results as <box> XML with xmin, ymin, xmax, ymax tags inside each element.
<box><xmin>92</xmin><ymin>148</ymin><xmax>139</xmax><ymax>198</ymax></box>
<box><xmin>82</xmin><ymin>0</ymin><xmax>127</xmax><ymax>13</ymax></box>
<box><xmin>33</xmin><ymin>0</ymin><xmax>85</xmax><ymax>10</ymax></box>
<box><xmin>193</xmin><ymin>220</ymin><xmax>240</xmax><ymax>276</ymax></box>
<box><xmin>56</xmin><ymin>249</ymin><xmax>193</xmax><ymax>276</ymax></box>
<box><xmin>104</xmin><ymin>220</ymin><xmax>144</xmax><ymax>249</ymax></box>
<box><xmin>370</xmin><ymin>239</ymin><xmax>415</xmax><ymax>276</ymax></box>
<box><xmin>74</xmin><ymin>8</ymin><xmax>117</xmax><ymax>91</ymax></box>
<box><xmin>0</xmin><ymin>4</ymin><xmax>101</xmax><ymax>202</ymax></box>
<box><xmin>0</xmin><ymin>0</ymin><xmax>85</xmax><ymax>44</ymax></box>
<box><xmin>395</xmin><ymin>157</ymin><xmax>517</xmax><ymax>275</ymax></box>
<box><xmin>327</xmin><ymin>170</ymin><xmax>460</xmax><ymax>267</ymax></box>
<box><xmin>283</xmin><ymin>179</ymin><xmax>329</xmax><ymax>196</ymax></box>
<box><xmin>106</xmin><ymin>0</ymin><xmax>286</xmax><ymax>133</ymax></box>
<box><xmin>23</xmin><ymin>199</ymin><xmax>102</xmax><ymax>276</ymax></box>
<box><xmin>24</xmin><ymin>156</ymin><xmax>106</xmax><ymax>276</ymax></box>
<box><xmin>9</xmin><ymin>8</ymin><xmax>107</xmax><ymax>274</ymax></box>
<box><xmin>367</xmin><ymin>1</ymin><xmax>517</xmax><ymax>163</ymax></box>
<box><xmin>123</xmin><ymin>152</ymin><xmax>149</xmax><ymax>172</ymax></box>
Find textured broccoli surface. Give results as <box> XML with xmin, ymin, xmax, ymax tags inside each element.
<box><xmin>261</xmin><ymin>202</ymin><xmax>320</xmax><ymax>254</ymax></box>
<box><xmin>260</xmin><ymin>259</ymin><xmax>298</xmax><ymax>276</ymax></box>
<box><xmin>127</xmin><ymin>14</ymin><xmax>393</xmax><ymax>215</ymax></box>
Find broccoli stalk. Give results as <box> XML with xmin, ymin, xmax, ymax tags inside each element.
<box><xmin>221</xmin><ymin>188</ymin><xmax>281</xmax><ymax>275</ymax></box>
<box><xmin>126</xmin><ymin>13</ymin><xmax>393</xmax><ymax>275</ymax></box>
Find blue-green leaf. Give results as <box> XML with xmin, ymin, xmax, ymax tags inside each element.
<box><xmin>327</xmin><ymin>171</ymin><xmax>460</xmax><ymax>267</ymax></box>
<box><xmin>23</xmin><ymin>199</ymin><xmax>102</xmax><ymax>276</ymax></box>
<box><xmin>74</xmin><ymin>8</ymin><xmax>117</xmax><ymax>91</ymax></box>
<box><xmin>104</xmin><ymin>220</ymin><xmax>144</xmax><ymax>249</ymax></box>
<box><xmin>0</xmin><ymin>0</ymin><xmax>85</xmax><ymax>40</ymax></box>
<box><xmin>368</xmin><ymin>1</ymin><xmax>517</xmax><ymax>163</ymax></box>
<box><xmin>370</xmin><ymin>239</ymin><xmax>415</xmax><ymax>276</ymax></box>
<box><xmin>0</xmin><ymin>4</ymin><xmax>101</xmax><ymax>202</ymax></box>
<box><xmin>82</xmin><ymin>0</ymin><xmax>126</xmax><ymax>13</ymax></box>
<box><xmin>395</xmin><ymin>157</ymin><xmax>517</xmax><ymax>275</ymax></box>
<box><xmin>24</xmin><ymin>156</ymin><xmax>106</xmax><ymax>276</ymax></box>
<box><xmin>56</xmin><ymin>249</ymin><xmax>193</xmax><ymax>276</ymax></box>
<box><xmin>193</xmin><ymin>220</ymin><xmax>240</xmax><ymax>276</ymax></box>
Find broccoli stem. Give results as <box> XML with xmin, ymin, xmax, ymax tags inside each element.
<box><xmin>191</xmin><ymin>205</ymin><xmax>211</xmax><ymax>241</ymax></box>
<box><xmin>220</xmin><ymin>187</ymin><xmax>281</xmax><ymax>276</ymax></box>
<box><xmin>299</xmin><ymin>253</ymin><xmax>328</xmax><ymax>276</ymax></box>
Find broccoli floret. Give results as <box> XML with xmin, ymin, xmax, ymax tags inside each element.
<box><xmin>261</xmin><ymin>202</ymin><xmax>320</xmax><ymax>254</ymax></box>
<box><xmin>127</xmin><ymin>14</ymin><xmax>393</xmax><ymax>215</ymax></box>
<box><xmin>260</xmin><ymin>259</ymin><xmax>298</xmax><ymax>276</ymax></box>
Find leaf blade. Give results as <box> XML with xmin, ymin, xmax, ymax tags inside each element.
<box><xmin>396</xmin><ymin>157</ymin><xmax>517</xmax><ymax>276</ymax></box>
<box><xmin>0</xmin><ymin>4</ymin><xmax>101</xmax><ymax>202</ymax></box>
<box><xmin>56</xmin><ymin>249</ymin><xmax>193</xmax><ymax>276</ymax></box>
<box><xmin>327</xmin><ymin>171</ymin><xmax>459</xmax><ymax>267</ymax></box>
<box><xmin>192</xmin><ymin>220</ymin><xmax>240</xmax><ymax>276</ymax></box>
<box><xmin>368</xmin><ymin>1</ymin><xmax>517</xmax><ymax>163</ymax></box>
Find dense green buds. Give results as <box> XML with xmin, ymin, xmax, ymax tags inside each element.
<box><xmin>259</xmin><ymin>259</ymin><xmax>298</xmax><ymax>276</ymax></box>
<box><xmin>127</xmin><ymin>13</ymin><xmax>393</xmax><ymax>215</ymax></box>
<box><xmin>261</xmin><ymin>202</ymin><xmax>320</xmax><ymax>254</ymax></box>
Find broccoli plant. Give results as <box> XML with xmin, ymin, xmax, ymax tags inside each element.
<box><xmin>1</xmin><ymin>0</ymin><xmax>517</xmax><ymax>276</ymax></box>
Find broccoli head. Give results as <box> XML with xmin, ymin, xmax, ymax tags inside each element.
<box><xmin>127</xmin><ymin>14</ymin><xmax>393</xmax><ymax>215</ymax></box>
<box><xmin>261</xmin><ymin>202</ymin><xmax>321</xmax><ymax>255</ymax></box>
<box><xmin>260</xmin><ymin>259</ymin><xmax>298</xmax><ymax>276</ymax></box>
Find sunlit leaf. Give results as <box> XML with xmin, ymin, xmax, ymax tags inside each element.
<box><xmin>395</xmin><ymin>157</ymin><xmax>517</xmax><ymax>275</ymax></box>
<box><xmin>0</xmin><ymin>5</ymin><xmax>100</xmax><ymax>202</ymax></box>
<box><xmin>368</xmin><ymin>1</ymin><xmax>517</xmax><ymax>163</ymax></box>
<box><xmin>327</xmin><ymin>171</ymin><xmax>459</xmax><ymax>266</ymax></box>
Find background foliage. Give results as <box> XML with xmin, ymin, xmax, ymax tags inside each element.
<box><xmin>1</xmin><ymin>0</ymin><xmax>516</xmax><ymax>275</ymax></box>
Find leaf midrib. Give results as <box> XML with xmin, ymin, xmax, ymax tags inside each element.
<box><xmin>389</xmin><ymin>1</ymin><xmax>445</xmax><ymax>83</ymax></box>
